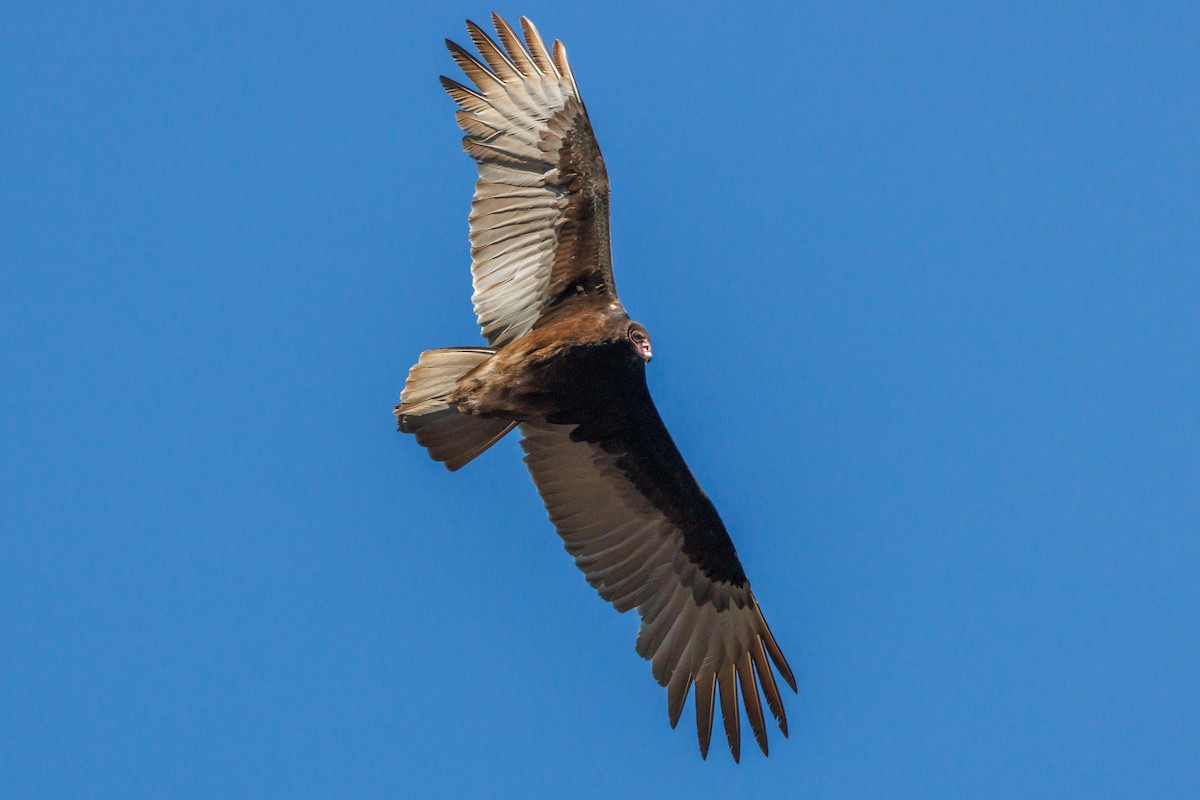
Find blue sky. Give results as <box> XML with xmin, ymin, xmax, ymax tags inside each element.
<box><xmin>2</xmin><ymin>2</ymin><xmax>1197</xmax><ymax>797</ymax></box>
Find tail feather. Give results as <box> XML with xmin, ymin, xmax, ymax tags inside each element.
<box><xmin>404</xmin><ymin>407</ymin><xmax>515</xmax><ymax>471</ymax></box>
<box><xmin>395</xmin><ymin>347</ymin><xmax>514</xmax><ymax>471</ymax></box>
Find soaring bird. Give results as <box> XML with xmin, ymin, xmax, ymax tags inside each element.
<box><xmin>395</xmin><ymin>14</ymin><xmax>796</xmax><ymax>761</ymax></box>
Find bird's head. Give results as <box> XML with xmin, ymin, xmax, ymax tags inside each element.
<box><xmin>627</xmin><ymin>322</ymin><xmax>652</xmax><ymax>363</ymax></box>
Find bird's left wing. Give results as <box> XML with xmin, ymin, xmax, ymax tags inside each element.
<box><xmin>519</xmin><ymin>404</ymin><xmax>795</xmax><ymax>761</ymax></box>
<box><xmin>444</xmin><ymin>15</ymin><xmax>620</xmax><ymax>347</ymax></box>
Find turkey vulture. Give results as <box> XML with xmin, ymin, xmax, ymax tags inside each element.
<box><xmin>395</xmin><ymin>14</ymin><xmax>796</xmax><ymax>761</ymax></box>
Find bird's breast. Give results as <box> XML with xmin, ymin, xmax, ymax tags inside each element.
<box><xmin>451</xmin><ymin>338</ymin><xmax>643</xmax><ymax>422</ymax></box>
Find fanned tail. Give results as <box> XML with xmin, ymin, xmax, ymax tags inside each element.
<box><xmin>395</xmin><ymin>348</ymin><xmax>515</xmax><ymax>471</ymax></box>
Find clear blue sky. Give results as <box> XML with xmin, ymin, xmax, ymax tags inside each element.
<box><xmin>2</xmin><ymin>2</ymin><xmax>1197</xmax><ymax>797</ymax></box>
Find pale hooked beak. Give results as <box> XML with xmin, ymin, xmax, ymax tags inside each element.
<box><xmin>640</xmin><ymin>343</ymin><xmax>653</xmax><ymax>363</ymax></box>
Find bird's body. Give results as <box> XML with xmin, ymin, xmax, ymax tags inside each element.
<box><xmin>395</xmin><ymin>15</ymin><xmax>795</xmax><ymax>761</ymax></box>
<box><xmin>450</xmin><ymin>300</ymin><xmax>636</xmax><ymax>421</ymax></box>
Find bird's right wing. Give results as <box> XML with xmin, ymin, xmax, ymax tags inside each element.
<box><xmin>519</xmin><ymin>402</ymin><xmax>795</xmax><ymax>761</ymax></box>
<box><xmin>443</xmin><ymin>15</ymin><xmax>620</xmax><ymax>347</ymax></box>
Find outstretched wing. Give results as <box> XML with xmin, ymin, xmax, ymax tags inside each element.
<box><xmin>519</xmin><ymin>399</ymin><xmax>796</xmax><ymax>761</ymax></box>
<box><xmin>444</xmin><ymin>14</ymin><xmax>619</xmax><ymax>347</ymax></box>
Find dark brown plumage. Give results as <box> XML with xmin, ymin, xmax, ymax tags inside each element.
<box><xmin>395</xmin><ymin>14</ymin><xmax>795</xmax><ymax>761</ymax></box>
